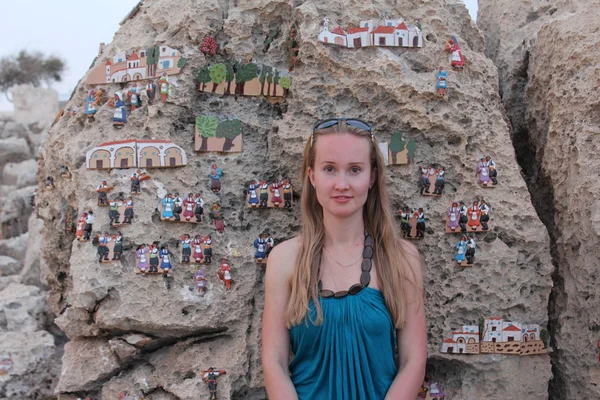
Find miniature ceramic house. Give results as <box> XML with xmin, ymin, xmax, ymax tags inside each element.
<box><xmin>480</xmin><ymin>317</ymin><xmax>548</xmax><ymax>356</ymax></box>
<box><xmin>197</xmin><ymin>63</ymin><xmax>291</xmax><ymax>99</ymax></box>
<box><xmin>420</xmin><ymin>165</ymin><xmax>445</xmax><ymax>196</ymax></box>
<box><xmin>440</xmin><ymin>325</ymin><xmax>480</xmax><ymax>354</ymax></box>
<box><xmin>446</xmin><ymin>200</ymin><xmax>491</xmax><ymax>233</ymax></box>
<box><xmin>195</xmin><ymin>116</ymin><xmax>243</xmax><ymax>153</ymax></box>
<box><xmin>86</xmin><ymin>140</ymin><xmax>187</xmax><ymax>170</ymax></box>
<box><xmin>476</xmin><ymin>156</ymin><xmax>498</xmax><ymax>188</ymax></box>
<box><xmin>247</xmin><ymin>179</ymin><xmax>293</xmax><ymax>208</ymax></box>
<box><xmin>86</xmin><ymin>45</ymin><xmax>186</xmax><ymax>85</ymax></box>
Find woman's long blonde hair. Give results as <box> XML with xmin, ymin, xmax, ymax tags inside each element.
<box><xmin>286</xmin><ymin>121</ymin><xmax>417</xmax><ymax>329</ymax></box>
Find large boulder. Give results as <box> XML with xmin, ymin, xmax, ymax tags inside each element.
<box><xmin>0</xmin><ymin>283</ymin><xmax>45</xmax><ymax>333</ymax></box>
<box><xmin>0</xmin><ymin>138</ymin><xmax>31</xmax><ymax>167</ymax></box>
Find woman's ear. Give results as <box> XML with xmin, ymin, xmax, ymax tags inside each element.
<box><xmin>370</xmin><ymin>168</ymin><xmax>377</xmax><ymax>187</ymax></box>
<box><xmin>307</xmin><ymin>167</ymin><xmax>316</xmax><ymax>187</ymax></box>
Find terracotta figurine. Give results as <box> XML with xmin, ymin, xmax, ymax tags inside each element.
<box><xmin>85</xmin><ymin>89</ymin><xmax>97</xmax><ymax>121</ymax></box>
<box><xmin>248</xmin><ymin>180</ymin><xmax>260</xmax><ymax>207</ymax></box>
<box><xmin>60</xmin><ymin>165</ymin><xmax>71</xmax><ymax>179</ymax></box>
<box><xmin>108</xmin><ymin>196</ymin><xmax>122</xmax><ymax>226</ymax></box>
<box><xmin>123</xmin><ymin>197</ymin><xmax>134</xmax><ymax>224</ymax></box>
<box><xmin>416</xmin><ymin>208</ymin><xmax>425</xmax><ymax>238</ymax></box>
<box><xmin>209</xmin><ymin>164</ymin><xmax>223</xmax><ymax>194</ymax></box>
<box><xmin>113</xmin><ymin>232</ymin><xmax>123</xmax><ymax>260</ymax></box>
<box><xmin>158</xmin><ymin>73</ymin><xmax>169</xmax><ymax>102</ymax></box>
<box><xmin>202</xmin><ymin>367</ymin><xmax>227</xmax><ymax>400</ymax></box>
<box><xmin>112</xmin><ymin>92</ymin><xmax>128</xmax><ymax>128</ymax></box>
<box><xmin>75</xmin><ymin>213</ymin><xmax>87</xmax><ymax>241</ymax></box>
<box><xmin>179</xmin><ymin>234</ymin><xmax>192</xmax><ymax>263</ymax></box>
<box><xmin>455</xmin><ymin>235</ymin><xmax>467</xmax><ymax>265</ymax></box>
<box><xmin>203</xmin><ymin>235</ymin><xmax>213</xmax><ymax>264</ymax></box>
<box><xmin>399</xmin><ymin>206</ymin><xmax>412</xmax><ymax>238</ymax></box>
<box><xmin>458</xmin><ymin>201</ymin><xmax>468</xmax><ymax>233</ymax></box>
<box><xmin>254</xmin><ymin>233</ymin><xmax>268</xmax><ymax>263</ymax></box>
<box><xmin>283</xmin><ymin>179</ymin><xmax>293</xmax><ymax>208</ymax></box>
<box><xmin>97</xmin><ymin>181</ymin><xmax>112</xmax><ymax>206</ymax></box>
<box><xmin>148</xmin><ymin>243</ymin><xmax>160</xmax><ymax>273</ymax></box>
<box><xmin>447</xmin><ymin>202</ymin><xmax>460</xmax><ymax>232</ymax></box>
<box><xmin>445</xmin><ymin>36</ymin><xmax>465</xmax><ymax>69</ymax></box>
<box><xmin>136</xmin><ymin>244</ymin><xmax>150</xmax><ymax>273</ymax></box>
<box><xmin>83</xmin><ymin>211</ymin><xmax>94</xmax><ymax>241</ymax></box>
<box><xmin>465</xmin><ymin>235</ymin><xmax>476</xmax><ymax>265</ymax></box>
<box><xmin>45</xmin><ymin>176</ymin><xmax>55</xmax><ymax>189</ymax></box>
<box><xmin>130</xmin><ymin>171</ymin><xmax>141</xmax><ymax>194</ymax></box>
<box><xmin>264</xmin><ymin>232</ymin><xmax>275</xmax><ymax>257</ymax></box>
<box><xmin>479</xmin><ymin>200</ymin><xmax>490</xmax><ymax>231</ymax></box>
<box><xmin>145</xmin><ymin>80</ymin><xmax>156</xmax><ymax>105</ymax></box>
<box><xmin>194</xmin><ymin>267</ymin><xmax>207</xmax><ymax>296</ymax></box>
<box><xmin>127</xmin><ymin>83</ymin><xmax>141</xmax><ymax>111</ymax></box>
<box><xmin>419</xmin><ymin>165</ymin><xmax>431</xmax><ymax>195</ymax></box>
<box><xmin>434</xmin><ymin>167</ymin><xmax>445</xmax><ymax>195</ymax></box>
<box><xmin>161</xmin><ymin>193</ymin><xmax>175</xmax><ymax>219</ymax></box>
<box><xmin>468</xmin><ymin>201</ymin><xmax>481</xmax><ymax>230</ymax></box>
<box><xmin>97</xmin><ymin>232</ymin><xmax>111</xmax><ymax>263</ymax></box>
<box><xmin>270</xmin><ymin>179</ymin><xmax>283</xmax><ymax>207</ymax></box>
<box><xmin>160</xmin><ymin>244</ymin><xmax>174</xmax><ymax>272</ymax></box>
<box><xmin>259</xmin><ymin>180</ymin><xmax>269</xmax><ymax>207</ymax></box>
<box><xmin>217</xmin><ymin>259</ymin><xmax>232</xmax><ymax>290</ymax></box>
<box><xmin>192</xmin><ymin>234</ymin><xmax>205</xmax><ymax>264</ymax></box>
<box><xmin>436</xmin><ymin>67</ymin><xmax>448</xmax><ymax>96</ymax></box>
<box><xmin>183</xmin><ymin>193</ymin><xmax>195</xmax><ymax>221</ymax></box>
<box><xmin>173</xmin><ymin>192</ymin><xmax>183</xmax><ymax>221</ymax></box>
<box><xmin>194</xmin><ymin>193</ymin><xmax>205</xmax><ymax>222</ymax></box>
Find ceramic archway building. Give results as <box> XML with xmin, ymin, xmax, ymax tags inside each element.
<box><xmin>86</xmin><ymin>139</ymin><xmax>187</xmax><ymax>170</ymax></box>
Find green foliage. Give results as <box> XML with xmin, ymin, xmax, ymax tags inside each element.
<box><xmin>0</xmin><ymin>50</ymin><xmax>66</xmax><ymax>94</ymax></box>
<box><xmin>216</xmin><ymin>119</ymin><xmax>243</xmax><ymax>140</ymax></box>
<box><xmin>177</xmin><ymin>57</ymin><xmax>187</xmax><ymax>68</ymax></box>
<box><xmin>540</xmin><ymin>329</ymin><xmax>550</xmax><ymax>348</ymax></box>
<box><xmin>389</xmin><ymin>132</ymin><xmax>406</xmax><ymax>152</ymax></box>
<box><xmin>273</xmin><ymin>69</ymin><xmax>280</xmax><ymax>85</ymax></box>
<box><xmin>209</xmin><ymin>63</ymin><xmax>227</xmax><ymax>85</ymax></box>
<box><xmin>259</xmin><ymin>65</ymin><xmax>268</xmax><ymax>84</ymax></box>
<box><xmin>196</xmin><ymin>66</ymin><xmax>211</xmax><ymax>87</ymax></box>
<box><xmin>279</xmin><ymin>76</ymin><xmax>292</xmax><ymax>89</ymax></box>
<box><xmin>196</xmin><ymin>115</ymin><xmax>219</xmax><ymax>138</ymax></box>
<box><xmin>240</xmin><ymin>63</ymin><xmax>259</xmax><ymax>82</ymax></box>
<box><xmin>266</xmin><ymin>67</ymin><xmax>273</xmax><ymax>84</ymax></box>
<box><xmin>406</xmin><ymin>140</ymin><xmax>417</xmax><ymax>157</ymax></box>
<box><xmin>478</xmin><ymin>317</ymin><xmax>485</xmax><ymax>340</ymax></box>
<box><xmin>225</xmin><ymin>63</ymin><xmax>235</xmax><ymax>83</ymax></box>
<box><xmin>146</xmin><ymin>46</ymin><xmax>160</xmax><ymax>65</ymax></box>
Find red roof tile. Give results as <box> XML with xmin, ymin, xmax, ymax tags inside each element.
<box><xmin>443</xmin><ymin>339</ymin><xmax>456</xmax><ymax>344</ymax></box>
<box><xmin>129</xmin><ymin>53</ymin><xmax>140</xmax><ymax>60</ymax></box>
<box><xmin>503</xmin><ymin>325</ymin><xmax>521</xmax><ymax>332</ymax></box>
<box><xmin>331</xmin><ymin>26</ymin><xmax>346</xmax><ymax>35</ymax></box>
<box><xmin>488</xmin><ymin>317</ymin><xmax>502</xmax><ymax>320</ymax></box>
<box><xmin>397</xmin><ymin>22</ymin><xmax>408</xmax><ymax>30</ymax></box>
<box><xmin>96</xmin><ymin>139</ymin><xmax>137</xmax><ymax>147</ymax></box>
<box><xmin>373</xmin><ymin>25</ymin><xmax>396</xmax><ymax>34</ymax></box>
<box><xmin>105</xmin><ymin>60</ymin><xmax>112</xmax><ymax>65</ymax></box>
<box><xmin>137</xmin><ymin>139</ymin><xmax>173</xmax><ymax>144</ymax></box>
<box><xmin>347</xmin><ymin>27</ymin><xmax>369</xmax><ymax>34</ymax></box>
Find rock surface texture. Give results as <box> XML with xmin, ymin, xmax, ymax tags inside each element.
<box><xmin>39</xmin><ymin>0</ymin><xmax>553</xmax><ymax>399</ymax></box>
<box><xmin>479</xmin><ymin>1</ymin><xmax>600</xmax><ymax>398</ymax></box>
<box><xmin>0</xmin><ymin>86</ymin><xmax>63</xmax><ymax>398</ymax></box>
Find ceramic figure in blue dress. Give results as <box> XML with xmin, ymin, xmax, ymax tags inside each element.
<box><xmin>85</xmin><ymin>89</ymin><xmax>97</xmax><ymax>121</ymax></box>
<box><xmin>112</xmin><ymin>92</ymin><xmax>128</xmax><ymax>129</ymax></box>
<box><xmin>161</xmin><ymin>194</ymin><xmax>175</xmax><ymax>219</ymax></box>
<box><xmin>160</xmin><ymin>245</ymin><xmax>173</xmax><ymax>271</ymax></box>
<box><xmin>455</xmin><ymin>236</ymin><xmax>467</xmax><ymax>263</ymax></box>
<box><xmin>436</xmin><ymin>67</ymin><xmax>448</xmax><ymax>96</ymax></box>
<box><xmin>248</xmin><ymin>180</ymin><xmax>259</xmax><ymax>207</ymax></box>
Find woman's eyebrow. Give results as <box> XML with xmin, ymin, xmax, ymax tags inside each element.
<box><xmin>319</xmin><ymin>161</ymin><xmax>366</xmax><ymax>165</ymax></box>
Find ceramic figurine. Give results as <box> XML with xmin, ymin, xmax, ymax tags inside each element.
<box><xmin>434</xmin><ymin>167</ymin><xmax>445</xmax><ymax>195</ymax></box>
<box><xmin>85</xmin><ymin>90</ymin><xmax>97</xmax><ymax>121</ymax></box>
<box><xmin>479</xmin><ymin>200</ymin><xmax>490</xmax><ymax>231</ymax></box>
<box><xmin>59</xmin><ymin>165</ymin><xmax>71</xmax><ymax>179</ymax></box>
<box><xmin>254</xmin><ymin>233</ymin><xmax>268</xmax><ymax>263</ymax></box>
<box><xmin>447</xmin><ymin>202</ymin><xmax>460</xmax><ymax>232</ymax></box>
<box><xmin>157</xmin><ymin>73</ymin><xmax>169</xmax><ymax>102</ymax></box>
<box><xmin>283</xmin><ymin>179</ymin><xmax>293</xmax><ymax>208</ymax></box>
<box><xmin>83</xmin><ymin>211</ymin><xmax>94</xmax><ymax>241</ymax></box>
<box><xmin>467</xmin><ymin>201</ymin><xmax>481</xmax><ymax>231</ymax></box>
<box><xmin>108</xmin><ymin>197</ymin><xmax>122</xmax><ymax>226</ymax></box>
<box><xmin>75</xmin><ymin>213</ymin><xmax>87</xmax><ymax>241</ymax></box>
<box><xmin>264</xmin><ymin>233</ymin><xmax>275</xmax><ymax>257</ymax></box>
<box><xmin>97</xmin><ymin>232</ymin><xmax>111</xmax><ymax>263</ymax></box>
<box><xmin>399</xmin><ymin>206</ymin><xmax>412</xmax><ymax>238</ymax></box>
<box><xmin>259</xmin><ymin>180</ymin><xmax>269</xmax><ymax>207</ymax></box>
<box><xmin>30</xmin><ymin>189</ymin><xmax>37</xmax><ymax>207</ymax></box>
<box><xmin>210</xmin><ymin>203</ymin><xmax>225</xmax><ymax>233</ymax></box>
<box><xmin>436</xmin><ymin>67</ymin><xmax>448</xmax><ymax>96</ymax></box>
<box><xmin>209</xmin><ymin>164</ymin><xmax>222</xmax><ymax>194</ymax></box>
<box><xmin>203</xmin><ymin>235</ymin><xmax>213</xmax><ymax>263</ymax></box>
<box><xmin>489</xmin><ymin>165</ymin><xmax>498</xmax><ymax>186</ymax></box>
<box><xmin>458</xmin><ymin>201</ymin><xmax>468</xmax><ymax>233</ymax></box>
<box><xmin>419</xmin><ymin>165</ymin><xmax>431</xmax><ymax>195</ymax></box>
<box><xmin>183</xmin><ymin>193</ymin><xmax>195</xmax><ymax>221</ymax></box>
<box><xmin>130</xmin><ymin>171</ymin><xmax>142</xmax><ymax>194</ymax></box>
<box><xmin>286</xmin><ymin>24</ymin><xmax>300</xmax><ymax>71</ymax></box>
<box><xmin>179</xmin><ymin>234</ymin><xmax>192</xmax><ymax>263</ymax></box>
<box><xmin>416</xmin><ymin>208</ymin><xmax>425</xmax><ymax>238</ymax></box>
<box><xmin>161</xmin><ymin>193</ymin><xmax>175</xmax><ymax>219</ymax></box>
<box><xmin>136</xmin><ymin>244</ymin><xmax>150</xmax><ymax>273</ymax></box>
<box><xmin>194</xmin><ymin>267</ymin><xmax>207</xmax><ymax>296</ymax></box>
<box><xmin>466</xmin><ymin>235</ymin><xmax>476</xmax><ymax>265</ymax></box>
<box><xmin>145</xmin><ymin>80</ymin><xmax>157</xmax><ymax>105</ymax></box>
<box><xmin>123</xmin><ymin>197</ymin><xmax>134</xmax><ymax>224</ymax></box>
<box><xmin>192</xmin><ymin>234</ymin><xmax>205</xmax><ymax>264</ymax></box>
<box><xmin>202</xmin><ymin>367</ymin><xmax>227</xmax><ymax>399</ymax></box>
<box><xmin>173</xmin><ymin>192</ymin><xmax>183</xmax><ymax>221</ymax></box>
<box><xmin>112</xmin><ymin>92</ymin><xmax>128</xmax><ymax>128</ymax></box>
<box><xmin>200</xmin><ymin>36</ymin><xmax>218</xmax><ymax>56</ymax></box>
<box><xmin>127</xmin><ymin>83</ymin><xmax>141</xmax><ymax>111</ymax></box>
<box><xmin>194</xmin><ymin>193</ymin><xmax>204</xmax><ymax>222</ymax></box>
<box><xmin>96</xmin><ymin>181</ymin><xmax>113</xmax><ymax>206</ymax></box>
<box><xmin>113</xmin><ymin>232</ymin><xmax>123</xmax><ymax>260</ymax></box>
<box><xmin>159</xmin><ymin>244</ymin><xmax>174</xmax><ymax>272</ymax></box>
<box><xmin>477</xmin><ymin>156</ymin><xmax>498</xmax><ymax>187</ymax></box>
<box><xmin>445</xmin><ymin>36</ymin><xmax>465</xmax><ymax>69</ymax></box>
<box><xmin>45</xmin><ymin>176</ymin><xmax>55</xmax><ymax>189</ymax></box>
<box><xmin>217</xmin><ymin>259</ymin><xmax>232</xmax><ymax>290</ymax></box>
<box><xmin>148</xmin><ymin>243</ymin><xmax>160</xmax><ymax>273</ymax></box>
<box><xmin>455</xmin><ymin>235</ymin><xmax>468</xmax><ymax>265</ymax></box>
<box><xmin>247</xmin><ymin>180</ymin><xmax>259</xmax><ymax>207</ymax></box>
<box><xmin>270</xmin><ymin>179</ymin><xmax>283</xmax><ymax>207</ymax></box>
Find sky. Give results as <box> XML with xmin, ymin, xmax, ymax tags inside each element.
<box><xmin>0</xmin><ymin>0</ymin><xmax>478</xmax><ymax>111</ymax></box>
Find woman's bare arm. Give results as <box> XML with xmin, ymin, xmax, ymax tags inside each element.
<box><xmin>385</xmin><ymin>241</ymin><xmax>428</xmax><ymax>400</ymax></box>
<box><xmin>262</xmin><ymin>238</ymin><xmax>300</xmax><ymax>400</ymax></box>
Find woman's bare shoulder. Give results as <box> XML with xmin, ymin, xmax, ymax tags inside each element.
<box><xmin>266</xmin><ymin>235</ymin><xmax>302</xmax><ymax>277</ymax></box>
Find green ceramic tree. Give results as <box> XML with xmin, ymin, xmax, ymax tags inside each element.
<box><xmin>389</xmin><ymin>132</ymin><xmax>406</xmax><ymax>165</ymax></box>
<box><xmin>196</xmin><ymin>115</ymin><xmax>219</xmax><ymax>151</ymax></box>
<box><xmin>216</xmin><ymin>119</ymin><xmax>243</xmax><ymax>152</ymax></box>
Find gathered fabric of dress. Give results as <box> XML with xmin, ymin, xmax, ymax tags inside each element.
<box><xmin>289</xmin><ymin>287</ymin><xmax>398</xmax><ymax>400</ymax></box>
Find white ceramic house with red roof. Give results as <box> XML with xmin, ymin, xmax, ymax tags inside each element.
<box><xmin>373</xmin><ymin>25</ymin><xmax>397</xmax><ymax>47</ymax></box>
<box><xmin>501</xmin><ymin>322</ymin><xmax>523</xmax><ymax>342</ymax></box>
<box><xmin>346</xmin><ymin>27</ymin><xmax>371</xmax><ymax>48</ymax></box>
<box><xmin>318</xmin><ymin>26</ymin><xmax>348</xmax><ymax>47</ymax></box>
<box><xmin>483</xmin><ymin>316</ymin><xmax>504</xmax><ymax>342</ymax></box>
<box><xmin>86</xmin><ymin>139</ymin><xmax>187</xmax><ymax>169</ymax></box>
<box><xmin>521</xmin><ymin>324</ymin><xmax>541</xmax><ymax>342</ymax></box>
<box><xmin>440</xmin><ymin>325</ymin><xmax>480</xmax><ymax>354</ymax></box>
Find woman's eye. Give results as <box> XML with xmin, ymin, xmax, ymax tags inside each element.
<box><xmin>350</xmin><ymin>167</ymin><xmax>361</xmax><ymax>174</ymax></box>
<box><xmin>324</xmin><ymin>166</ymin><xmax>335</xmax><ymax>173</ymax></box>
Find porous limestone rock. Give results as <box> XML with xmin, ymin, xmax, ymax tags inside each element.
<box><xmin>39</xmin><ymin>0</ymin><xmax>554</xmax><ymax>398</ymax></box>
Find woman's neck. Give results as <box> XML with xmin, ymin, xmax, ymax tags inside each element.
<box><xmin>322</xmin><ymin>210</ymin><xmax>365</xmax><ymax>247</ymax></box>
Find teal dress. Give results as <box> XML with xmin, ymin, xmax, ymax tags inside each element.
<box><xmin>289</xmin><ymin>287</ymin><xmax>398</xmax><ymax>399</ymax></box>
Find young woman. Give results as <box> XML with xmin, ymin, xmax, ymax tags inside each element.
<box><xmin>262</xmin><ymin>119</ymin><xmax>427</xmax><ymax>399</ymax></box>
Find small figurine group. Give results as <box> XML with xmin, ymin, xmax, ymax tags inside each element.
<box><xmin>398</xmin><ymin>206</ymin><xmax>425</xmax><ymax>239</ymax></box>
<box><xmin>161</xmin><ymin>192</ymin><xmax>204</xmax><ymax>223</ymax></box>
<box><xmin>136</xmin><ymin>242</ymin><xmax>173</xmax><ymax>274</ymax></box>
<box><xmin>96</xmin><ymin>231</ymin><xmax>124</xmax><ymax>263</ymax></box>
<box><xmin>202</xmin><ymin>367</ymin><xmax>227</xmax><ymax>399</ymax></box>
<box><xmin>254</xmin><ymin>233</ymin><xmax>275</xmax><ymax>263</ymax></box>
<box><xmin>419</xmin><ymin>165</ymin><xmax>445</xmax><ymax>196</ymax></box>
<box><xmin>75</xmin><ymin>211</ymin><xmax>95</xmax><ymax>242</ymax></box>
<box><xmin>108</xmin><ymin>194</ymin><xmax>135</xmax><ymax>226</ymax></box>
<box><xmin>418</xmin><ymin>375</ymin><xmax>446</xmax><ymax>399</ymax></box>
<box><xmin>476</xmin><ymin>156</ymin><xmax>498</xmax><ymax>187</ymax></box>
<box><xmin>455</xmin><ymin>235</ymin><xmax>476</xmax><ymax>266</ymax></box>
<box><xmin>179</xmin><ymin>234</ymin><xmax>212</xmax><ymax>264</ymax></box>
<box><xmin>247</xmin><ymin>178</ymin><xmax>293</xmax><ymax>208</ymax></box>
<box><xmin>447</xmin><ymin>200</ymin><xmax>491</xmax><ymax>233</ymax></box>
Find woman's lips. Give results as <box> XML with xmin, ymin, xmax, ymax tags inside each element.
<box><xmin>332</xmin><ymin>196</ymin><xmax>352</xmax><ymax>203</ymax></box>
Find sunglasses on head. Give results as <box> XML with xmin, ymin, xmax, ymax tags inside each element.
<box><xmin>312</xmin><ymin>118</ymin><xmax>373</xmax><ymax>145</ymax></box>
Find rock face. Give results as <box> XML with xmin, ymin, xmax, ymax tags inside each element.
<box><xmin>39</xmin><ymin>0</ymin><xmax>553</xmax><ymax>398</ymax></box>
<box><xmin>478</xmin><ymin>1</ymin><xmax>599</xmax><ymax>398</ymax></box>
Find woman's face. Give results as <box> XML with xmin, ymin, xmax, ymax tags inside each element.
<box><xmin>309</xmin><ymin>133</ymin><xmax>375</xmax><ymax>219</ymax></box>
